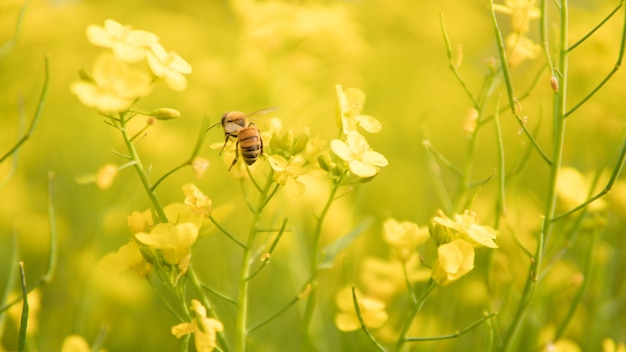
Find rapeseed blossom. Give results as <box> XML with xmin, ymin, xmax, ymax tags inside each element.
<box><xmin>331</xmin><ymin>131</ymin><xmax>388</xmax><ymax>178</ymax></box>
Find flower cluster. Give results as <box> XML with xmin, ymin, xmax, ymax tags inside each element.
<box><xmin>99</xmin><ymin>184</ymin><xmax>210</xmax><ymax>285</ymax></box>
<box><xmin>493</xmin><ymin>0</ymin><xmax>541</xmax><ymax>67</ymax></box>
<box><xmin>171</xmin><ymin>300</ymin><xmax>224</xmax><ymax>352</ymax></box>
<box><xmin>429</xmin><ymin>210</ymin><xmax>498</xmax><ymax>286</ymax></box>
<box><xmin>265</xmin><ymin>119</ymin><xmax>320</xmax><ymax>196</ymax></box>
<box><xmin>71</xmin><ymin>19</ymin><xmax>191</xmax><ymax>113</ymax></box>
<box><xmin>326</xmin><ymin>85</ymin><xmax>388</xmax><ymax>179</ymax></box>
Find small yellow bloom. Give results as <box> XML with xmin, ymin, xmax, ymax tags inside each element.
<box><xmin>146</xmin><ymin>42</ymin><xmax>192</xmax><ymax>91</ymax></box>
<box><xmin>171</xmin><ymin>300</ymin><xmax>224</xmax><ymax>352</ymax></box>
<box><xmin>183</xmin><ymin>183</ymin><xmax>212</xmax><ymax>217</ymax></box>
<box><xmin>430</xmin><ymin>210</ymin><xmax>498</xmax><ymax>248</ymax></box>
<box><xmin>98</xmin><ymin>241</ymin><xmax>151</xmax><ymax>277</ymax></box>
<box><xmin>86</xmin><ymin>19</ymin><xmax>159</xmax><ymax>62</ymax></box>
<box><xmin>268</xmin><ymin>154</ymin><xmax>306</xmax><ymax>196</ymax></box>
<box><xmin>557</xmin><ymin>166</ymin><xmax>607</xmax><ymax>212</ymax></box>
<box><xmin>336</xmin><ymin>85</ymin><xmax>382</xmax><ymax>134</ymax></box>
<box><xmin>493</xmin><ymin>0</ymin><xmax>540</xmax><ymax>34</ymax></box>
<box><xmin>505</xmin><ymin>33</ymin><xmax>541</xmax><ymax>68</ymax></box>
<box><xmin>334</xmin><ymin>286</ymin><xmax>388</xmax><ymax>332</ymax></box>
<box><xmin>331</xmin><ymin>131</ymin><xmax>388</xmax><ymax>178</ymax></box>
<box><xmin>383</xmin><ymin>218</ymin><xmax>429</xmax><ymax>262</ymax></box>
<box><xmin>96</xmin><ymin>163</ymin><xmax>118</xmax><ymax>190</ymax></box>
<box><xmin>191</xmin><ymin>157</ymin><xmax>210</xmax><ymax>179</ymax></box>
<box><xmin>431</xmin><ymin>239</ymin><xmax>475</xmax><ymax>286</ymax></box>
<box><xmin>71</xmin><ymin>54</ymin><xmax>152</xmax><ymax>112</ymax></box>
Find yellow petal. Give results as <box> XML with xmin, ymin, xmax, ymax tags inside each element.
<box><xmin>349</xmin><ymin>160</ymin><xmax>377</xmax><ymax>178</ymax></box>
<box><xmin>171</xmin><ymin>322</ymin><xmax>195</xmax><ymax>338</ymax></box>
<box><xmin>355</xmin><ymin>114</ymin><xmax>382</xmax><ymax>133</ymax></box>
<box><xmin>362</xmin><ymin>151</ymin><xmax>388</xmax><ymax>167</ymax></box>
<box><xmin>330</xmin><ymin>139</ymin><xmax>354</xmax><ymax>161</ymax></box>
<box><xmin>335</xmin><ymin>313</ymin><xmax>360</xmax><ymax>332</ymax></box>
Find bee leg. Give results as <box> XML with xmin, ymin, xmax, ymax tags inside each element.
<box><xmin>228</xmin><ymin>140</ymin><xmax>240</xmax><ymax>171</ymax></box>
<box><xmin>219</xmin><ymin>134</ymin><xmax>231</xmax><ymax>156</ymax></box>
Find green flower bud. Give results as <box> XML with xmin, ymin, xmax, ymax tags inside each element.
<box><xmin>151</xmin><ymin>107</ymin><xmax>181</xmax><ymax>120</ymax></box>
<box><xmin>318</xmin><ymin>153</ymin><xmax>332</xmax><ymax>172</ymax></box>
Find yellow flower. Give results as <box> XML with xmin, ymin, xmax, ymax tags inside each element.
<box><xmin>359</xmin><ymin>256</ymin><xmax>431</xmax><ymax>301</ymax></box>
<box><xmin>506</xmin><ymin>33</ymin><xmax>541</xmax><ymax>68</ymax></box>
<box><xmin>383</xmin><ymin>218</ymin><xmax>429</xmax><ymax>262</ymax></box>
<box><xmin>96</xmin><ymin>163</ymin><xmax>118</xmax><ymax>190</ymax></box>
<box><xmin>61</xmin><ymin>334</ymin><xmax>107</xmax><ymax>352</ymax></box>
<box><xmin>146</xmin><ymin>42</ymin><xmax>192</xmax><ymax>91</ymax></box>
<box><xmin>334</xmin><ymin>286</ymin><xmax>388</xmax><ymax>332</ymax></box>
<box><xmin>171</xmin><ymin>300</ymin><xmax>224</xmax><ymax>352</ymax></box>
<box><xmin>71</xmin><ymin>53</ymin><xmax>152</xmax><ymax>112</ymax></box>
<box><xmin>336</xmin><ymin>85</ymin><xmax>382</xmax><ymax>134</ymax></box>
<box><xmin>127</xmin><ymin>209</ymin><xmax>153</xmax><ymax>234</ymax></box>
<box><xmin>430</xmin><ymin>210</ymin><xmax>498</xmax><ymax>248</ymax></box>
<box><xmin>557</xmin><ymin>166</ymin><xmax>607</xmax><ymax>212</ymax></box>
<box><xmin>183</xmin><ymin>183</ymin><xmax>212</xmax><ymax>217</ymax></box>
<box><xmin>331</xmin><ymin>131</ymin><xmax>388</xmax><ymax>178</ymax></box>
<box><xmin>268</xmin><ymin>154</ymin><xmax>306</xmax><ymax>196</ymax></box>
<box><xmin>86</xmin><ymin>19</ymin><xmax>159</xmax><ymax>62</ymax></box>
<box><xmin>603</xmin><ymin>338</ymin><xmax>626</xmax><ymax>352</ymax></box>
<box><xmin>431</xmin><ymin>239</ymin><xmax>475</xmax><ymax>286</ymax></box>
<box><xmin>493</xmin><ymin>0</ymin><xmax>540</xmax><ymax>34</ymax></box>
<box><xmin>134</xmin><ymin>222</ymin><xmax>199</xmax><ymax>267</ymax></box>
<box><xmin>98</xmin><ymin>240</ymin><xmax>151</xmax><ymax>277</ymax></box>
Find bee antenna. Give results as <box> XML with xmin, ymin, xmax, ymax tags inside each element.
<box><xmin>206</xmin><ymin>122</ymin><xmax>221</xmax><ymax>132</ymax></box>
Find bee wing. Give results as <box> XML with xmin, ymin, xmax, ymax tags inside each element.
<box><xmin>246</xmin><ymin>107</ymin><xmax>279</xmax><ymax>119</ymax></box>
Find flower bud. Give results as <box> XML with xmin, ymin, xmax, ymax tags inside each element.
<box><xmin>151</xmin><ymin>107</ymin><xmax>180</xmax><ymax>120</ymax></box>
<box><xmin>318</xmin><ymin>153</ymin><xmax>333</xmax><ymax>172</ymax></box>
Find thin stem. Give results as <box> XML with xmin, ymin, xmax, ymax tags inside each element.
<box><xmin>0</xmin><ymin>55</ymin><xmax>49</xmax><ymax>164</ymax></box>
<box><xmin>552</xmin><ymin>223</ymin><xmax>600</xmax><ymax>342</ymax></box>
<box><xmin>405</xmin><ymin>312</ymin><xmax>497</xmax><ymax>342</ymax></box>
<box><xmin>395</xmin><ymin>280</ymin><xmax>436</xmax><ymax>352</ymax></box>
<box><xmin>247</xmin><ymin>296</ymin><xmax>299</xmax><ymax>334</ymax></box>
<box><xmin>302</xmin><ymin>175</ymin><xmax>343</xmax><ymax>337</ymax></box>
<box><xmin>246</xmin><ymin>218</ymin><xmax>288</xmax><ymax>281</ymax></box>
<box><xmin>490</xmin><ymin>3</ymin><xmax>552</xmax><ymax>166</ymax></box>
<box><xmin>188</xmin><ymin>266</ymin><xmax>229</xmax><ymax>352</ymax></box>
<box><xmin>234</xmin><ymin>171</ymin><xmax>276</xmax><ymax>352</ymax></box>
<box><xmin>565</xmin><ymin>0</ymin><xmax>626</xmax><ymax>117</ymax></box>
<box><xmin>201</xmin><ymin>283</ymin><xmax>237</xmax><ymax>306</ymax></box>
<box><xmin>552</xmin><ymin>136</ymin><xmax>626</xmax><ymax>221</ymax></box>
<box><xmin>209</xmin><ymin>216</ymin><xmax>246</xmax><ymax>249</ymax></box>
<box><xmin>494</xmin><ymin>95</ymin><xmax>506</xmax><ymax>223</ymax></box>
<box><xmin>351</xmin><ymin>286</ymin><xmax>387</xmax><ymax>352</ymax></box>
<box><xmin>440</xmin><ymin>14</ymin><xmax>479</xmax><ymax>108</ymax></box>
<box><xmin>0</xmin><ymin>0</ymin><xmax>28</xmax><ymax>56</ymax></box>
<box><xmin>568</xmin><ymin>1</ymin><xmax>624</xmax><ymax>52</ymax></box>
<box><xmin>501</xmin><ymin>0</ymin><xmax>569</xmax><ymax>348</ymax></box>
<box><xmin>17</xmin><ymin>262</ymin><xmax>28</xmax><ymax>352</ymax></box>
<box><xmin>118</xmin><ymin>113</ymin><xmax>168</xmax><ymax>223</ymax></box>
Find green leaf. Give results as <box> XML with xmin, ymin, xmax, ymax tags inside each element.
<box><xmin>317</xmin><ymin>218</ymin><xmax>372</xmax><ymax>270</ymax></box>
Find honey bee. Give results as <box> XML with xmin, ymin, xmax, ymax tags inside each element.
<box><xmin>209</xmin><ymin>108</ymin><xmax>278</xmax><ymax>170</ymax></box>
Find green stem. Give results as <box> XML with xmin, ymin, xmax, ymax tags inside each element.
<box><xmin>302</xmin><ymin>175</ymin><xmax>343</xmax><ymax>337</ymax></box>
<box><xmin>234</xmin><ymin>170</ymin><xmax>275</xmax><ymax>352</ymax></box>
<box><xmin>395</xmin><ymin>280</ymin><xmax>436</xmax><ymax>352</ymax></box>
<box><xmin>500</xmin><ymin>1</ymin><xmax>569</xmax><ymax>350</ymax></box>
<box><xmin>118</xmin><ymin>112</ymin><xmax>168</xmax><ymax>223</ymax></box>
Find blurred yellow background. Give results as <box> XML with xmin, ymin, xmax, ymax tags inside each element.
<box><xmin>1</xmin><ymin>0</ymin><xmax>625</xmax><ymax>350</ymax></box>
